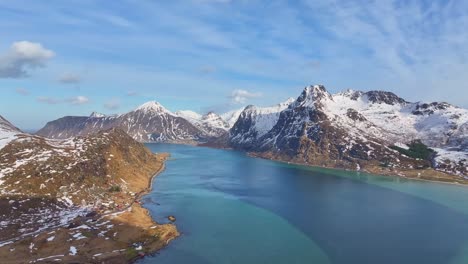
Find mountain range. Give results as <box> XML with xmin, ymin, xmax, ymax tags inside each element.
<box><xmin>33</xmin><ymin>84</ymin><xmax>468</xmax><ymax>180</ymax></box>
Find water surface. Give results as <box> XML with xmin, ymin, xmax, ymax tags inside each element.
<box><xmin>139</xmin><ymin>144</ymin><xmax>468</xmax><ymax>264</ymax></box>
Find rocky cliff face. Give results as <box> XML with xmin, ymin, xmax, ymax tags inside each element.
<box><xmin>227</xmin><ymin>85</ymin><xmax>468</xmax><ymax>180</ymax></box>
<box><xmin>36</xmin><ymin>101</ymin><xmax>212</xmax><ymax>142</ymax></box>
<box><xmin>229</xmin><ymin>98</ymin><xmax>294</xmax><ymax>150</ymax></box>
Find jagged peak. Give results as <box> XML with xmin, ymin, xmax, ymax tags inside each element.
<box><xmin>202</xmin><ymin>111</ymin><xmax>222</xmax><ymax>120</ymax></box>
<box><xmin>279</xmin><ymin>97</ymin><xmax>296</xmax><ymax>107</ymax></box>
<box><xmin>294</xmin><ymin>84</ymin><xmax>333</xmax><ymax>108</ymax></box>
<box><xmin>89</xmin><ymin>112</ymin><xmax>106</xmax><ymax>118</ymax></box>
<box><xmin>135</xmin><ymin>101</ymin><xmax>172</xmax><ymax>114</ymax></box>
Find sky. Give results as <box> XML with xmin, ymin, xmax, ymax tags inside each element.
<box><xmin>0</xmin><ymin>0</ymin><xmax>467</xmax><ymax>130</ymax></box>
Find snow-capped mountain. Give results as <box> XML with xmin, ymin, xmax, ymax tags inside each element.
<box><xmin>227</xmin><ymin>85</ymin><xmax>467</xmax><ymax>178</ymax></box>
<box><xmin>229</xmin><ymin>98</ymin><xmax>295</xmax><ymax>149</ymax></box>
<box><xmin>175</xmin><ymin>110</ymin><xmax>229</xmax><ymax>137</ymax></box>
<box><xmin>37</xmin><ymin>101</ymin><xmax>211</xmax><ymax>142</ymax></box>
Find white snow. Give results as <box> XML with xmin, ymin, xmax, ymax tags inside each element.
<box><xmin>231</xmin><ymin>98</ymin><xmax>295</xmax><ymax>144</ymax></box>
<box><xmin>135</xmin><ymin>101</ymin><xmax>174</xmax><ymax>116</ymax></box>
<box><xmin>176</xmin><ymin>110</ymin><xmax>229</xmax><ymax>135</ymax></box>
<box><xmin>0</xmin><ymin>116</ymin><xmax>22</xmax><ymax>151</ymax></box>
<box><xmin>69</xmin><ymin>246</ymin><xmax>77</xmax><ymax>255</ymax></box>
<box><xmin>175</xmin><ymin>110</ymin><xmax>202</xmax><ymax>121</ymax></box>
<box><xmin>221</xmin><ymin>108</ymin><xmax>245</xmax><ymax>128</ymax></box>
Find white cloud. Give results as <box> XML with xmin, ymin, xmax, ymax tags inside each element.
<box><xmin>0</xmin><ymin>41</ymin><xmax>55</xmax><ymax>78</ymax></box>
<box><xmin>229</xmin><ymin>89</ymin><xmax>262</xmax><ymax>104</ymax></box>
<box><xmin>67</xmin><ymin>96</ymin><xmax>89</xmax><ymax>105</ymax></box>
<box><xmin>59</xmin><ymin>73</ymin><xmax>81</xmax><ymax>84</ymax></box>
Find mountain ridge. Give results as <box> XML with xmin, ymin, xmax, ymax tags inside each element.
<box><xmin>34</xmin><ymin>85</ymin><xmax>468</xmax><ymax>181</ymax></box>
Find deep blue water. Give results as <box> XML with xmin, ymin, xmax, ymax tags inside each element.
<box><xmin>139</xmin><ymin>144</ymin><xmax>468</xmax><ymax>264</ymax></box>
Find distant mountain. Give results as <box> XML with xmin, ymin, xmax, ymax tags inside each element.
<box><xmin>36</xmin><ymin>101</ymin><xmax>219</xmax><ymax>142</ymax></box>
<box><xmin>226</xmin><ymin>85</ymin><xmax>468</xmax><ymax>179</ymax></box>
<box><xmin>229</xmin><ymin>98</ymin><xmax>295</xmax><ymax>149</ymax></box>
<box><xmin>175</xmin><ymin>110</ymin><xmax>229</xmax><ymax>137</ymax></box>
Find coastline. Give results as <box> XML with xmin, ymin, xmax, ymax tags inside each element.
<box><xmin>0</xmin><ymin>152</ymin><xmax>179</xmax><ymax>264</ymax></box>
<box><xmin>151</xmin><ymin>142</ymin><xmax>467</xmax><ymax>186</ymax></box>
<box><xmin>247</xmin><ymin>152</ymin><xmax>468</xmax><ymax>186</ymax></box>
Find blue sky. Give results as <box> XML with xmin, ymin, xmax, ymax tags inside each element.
<box><xmin>1</xmin><ymin>0</ymin><xmax>467</xmax><ymax>129</ymax></box>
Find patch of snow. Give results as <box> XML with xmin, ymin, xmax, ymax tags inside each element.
<box><xmin>69</xmin><ymin>246</ymin><xmax>77</xmax><ymax>256</ymax></box>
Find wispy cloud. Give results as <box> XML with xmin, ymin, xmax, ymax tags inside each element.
<box><xmin>0</xmin><ymin>41</ymin><xmax>54</xmax><ymax>78</ymax></box>
<box><xmin>67</xmin><ymin>96</ymin><xmax>89</xmax><ymax>105</ymax></box>
<box><xmin>229</xmin><ymin>89</ymin><xmax>262</xmax><ymax>104</ymax></box>
<box><xmin>37</xmin><ymin>96</ymin><xmax>61</xmax><ymax>105</ymax></box>
<box><xmin>37</xmin><ymin>95</ymin><xmax>89</xmax><ymax>105</ymax></box>
<box><xmin>58</xmin><ymin>73</ymin><xmax>81</xmax><ymax>84</ymax></box>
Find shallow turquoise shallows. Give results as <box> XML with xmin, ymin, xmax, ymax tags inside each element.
<box><xmin>138</xmin><ymin>144</ymin><xmax>468</xmax><ymax>264</ymax></box>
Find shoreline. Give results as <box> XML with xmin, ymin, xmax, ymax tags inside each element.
<box><xmin>0</xmin><ymin>152</ymin><xmax>179</xmax><ymax>264</ymax></box>
<box><xmin>247</xmin><ymin>152</ymin><xmax>468</xmax><ymax>187</ymax></box>
<box><xmin>148</xmin><ymin>141</ymin><xmax>467</xmax><ymax>186</ymax></box>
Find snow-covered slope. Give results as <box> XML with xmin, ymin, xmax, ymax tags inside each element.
<box><xmin>221</xmin><ymin>108</ymin><xmax>245</xmax><ymax>128</ymax></box>
<box><xmin>0</xmin><ymin>115</ymin><xmax>22</xmax><ymax>151</ymax></box>
<box><xmin>227</xmin><ymin>85</ymin><xmax>467</xmax><ymax>178</ymax></box>
<box><xmin>327</xmin><ymin>90</ymin><xmax>468</xmax><ymax>150</ymax></box>
<box><xmin>175</xmin><ymin>110</ymin><xmax>229</xmax><ymax>137</ymax></box>
<box><xmin>229</xmin><ymin>98</ymin><xmax>295</xmax><ymax>149</ymax></box>
<box><xmin>175</xmin><ymin>110</ymin><xmax>202</xmax><ymax>121</ymax></box>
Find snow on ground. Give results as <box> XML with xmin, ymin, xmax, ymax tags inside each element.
<box><xmin>69</xmin><ymin>246</ymin><xmax>77</xmax><ymax>256</ymax></box>
<box><xmin>0</xmin><ymin>116</ymin><xmax>22</xmax><ymax>151</ymax></box>
<box><xmin>325</xmin><ymin>90</ymin><xmax>468</xmax><ymax>149</ymax></box>
<box><xmin>175</xmin><ymin>110</ymin><xmax>202</xmax><ymax>121</ymax></box>
<box><xmin>232</xmin><ymin>98</ymin><xmax>295</xmax><ymax>143</ymax></box>
<box><xmin>0</xmin><ymin>131</ymin><xmax>18</xmax><ymax>151</ymax></box>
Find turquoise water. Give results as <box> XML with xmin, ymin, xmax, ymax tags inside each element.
<box><xmin>139</xmin><ymin>144</ymin><xmax>468</xmax><ymax>264</ymax></box>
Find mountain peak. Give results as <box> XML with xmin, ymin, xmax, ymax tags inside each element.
<box><xmin>135</xmin><ymin>101</ymin><xmax>170</xmax><ymax>113</ymax></box>
<box><xmin>202</xmin><ymin>111</ymin><xmax>220</xmax><ymax>119</ymax></box>
<box><xmin>89</xmin><ymin>112</ymin><xmax>106</xmax><ymax>118</ymax></box>
<box><xmin>295</xmin><ymin>84</ymin><xmax>333</xmax><ymax>108</ymax></box>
